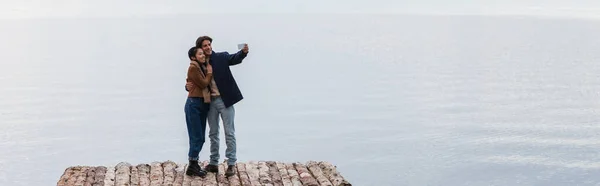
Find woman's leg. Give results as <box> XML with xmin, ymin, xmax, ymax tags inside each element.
<box><xmin>185</xmin><ymin>98</ymin><xmax>208</xmax><ymax>177</ymax></box>
<box><xmin>198</xmin><ymin>101</ymin><xmax>210</xmax><ymax>153</ymax></box>
<box><xmin>185</xmin><ymin>98</ymin><xmax>205</xmax><ymax>160</ymax></box>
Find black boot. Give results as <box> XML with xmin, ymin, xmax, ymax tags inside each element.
<box><xmin>186</xmin><ymin>160</ymin><xmax>206</xmax><ymax>177</ymax></box>
<box><xmin>205</xmin><ymin>164</ymin><xmax>219</xmax><ymax>173</ymax></box>
<box><xmin>225</xmin><ymin>165</ymin><xmax>236</xmax><ymax>177</ymax></box>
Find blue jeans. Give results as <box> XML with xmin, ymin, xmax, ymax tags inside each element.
<box><xmin>185</xmin><ymin>97</ymin><xmax>209</xmax><ymax>160</ymax></box>
<box><xmin>207</xmin><ymin>97</ymin><xmax>237</xmax><ymax>165</ymax></box>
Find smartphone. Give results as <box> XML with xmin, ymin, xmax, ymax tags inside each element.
<box><xmin>237</xmin><ymin>43</ymin><xmax>246</xmax><ymax>50</ymax></box>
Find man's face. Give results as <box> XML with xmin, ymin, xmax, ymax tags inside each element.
<box><xmin>200</xmin><ymin>40</ymin><xmax>212</xmax><ymax>56</ymax></box>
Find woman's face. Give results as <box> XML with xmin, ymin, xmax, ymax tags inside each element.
<box><xmin>195</xmin><ymin>49</ymin><xmax>206</xmax><ymax>63</ymax></box>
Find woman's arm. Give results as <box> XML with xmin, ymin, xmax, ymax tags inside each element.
<box><xmin>188</xmin><ymin>65</ymin><xmax>212</xmax><ymax>88</ymax></box>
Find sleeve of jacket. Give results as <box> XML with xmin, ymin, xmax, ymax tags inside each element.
<box><xmin>227</xmin><ymin>50</ymin><xmax>248</xmax><ymax>66</ymax></box>
<box><xmin>188</xmin><ymin>66</ymin><xmax>211</xmax><ymax>88</ymax></box>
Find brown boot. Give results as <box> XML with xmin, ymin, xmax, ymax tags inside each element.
<box><xmin>225</xmin><ymin>165</ymin><xmax>236</xmax><ymax>177</ymax></box>
<box><xmin>205</xmin><ymin>164</ymin><xmax>219</xmax><ymax>173</ymax></box>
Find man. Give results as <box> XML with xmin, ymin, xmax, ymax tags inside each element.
<box><xmin>186</xmin><ymin>36</ymin><xmax>249</xmax><ymax>177</ymax></box>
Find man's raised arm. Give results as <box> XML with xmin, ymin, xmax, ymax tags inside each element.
<box><xmin>227</xmin><ymin>44</ymin><xmax>249</xmax><ymax>66</ymax></box>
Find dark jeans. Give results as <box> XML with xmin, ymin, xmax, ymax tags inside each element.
<box><xmin>184</xmin><ymin>97</ymin><xmax>209</xmax><ymax>160</ymax></box>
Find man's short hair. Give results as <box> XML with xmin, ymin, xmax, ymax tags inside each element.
<box><xmin>188</xmin><ymin>46</ymin><xmax>198</xmax><ymax>60</ymax></box>
<box><xmin>195</xmin><ymin>36</ymin><xmax>213</xmax><ymax>47</ymax></box>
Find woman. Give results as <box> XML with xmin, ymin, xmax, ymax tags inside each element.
<box><xmin>184</xmin><ymin>46</ymin><xmax>213</xmax><ymax>177</ymax></box>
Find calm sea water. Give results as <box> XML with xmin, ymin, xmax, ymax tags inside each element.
<box><xmin>1</xmin><ymin>14</ymin><xmax>600</xmax><ymax>186</ymax></box>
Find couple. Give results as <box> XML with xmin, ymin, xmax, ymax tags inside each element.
<box><xmin>184</xmin><ymin>36</ymin><xmax>249</xmax><ymax>177</ymax></box>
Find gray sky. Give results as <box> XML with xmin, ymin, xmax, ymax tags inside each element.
<box><xmin>2</xmin><ymin>0</ymin><xmax>600</xmax><ymax>19</ymax></box>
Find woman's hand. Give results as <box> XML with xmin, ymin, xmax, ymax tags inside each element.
<box><xmin>206</xmin><ymin>64</ymin><xmax>213</xmax><ymax>74</ymax></box>
<box><xmin>186</xmin><ymin>82</ymin><xmax>193</xmax><ymax>90</ymax></box>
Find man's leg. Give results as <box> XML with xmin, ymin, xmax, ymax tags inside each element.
<box><xmin>210</xmin><ymin>97</ymin><xmax>237</xmax><ymax>176</ymax></box>
<box><xmin>207</xmin><ymin>98</ymin><xmax>221</xmax><ymax>166</ymax></box>
<box><xmin>215</xmin><ymin>98</ymin><xmax>237</xmax><ymax>176</ymax></box>
<box><xmin>219</xmin><ymin>100</ymin><xmax>237</xmax><ymax>166</ymax></box>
